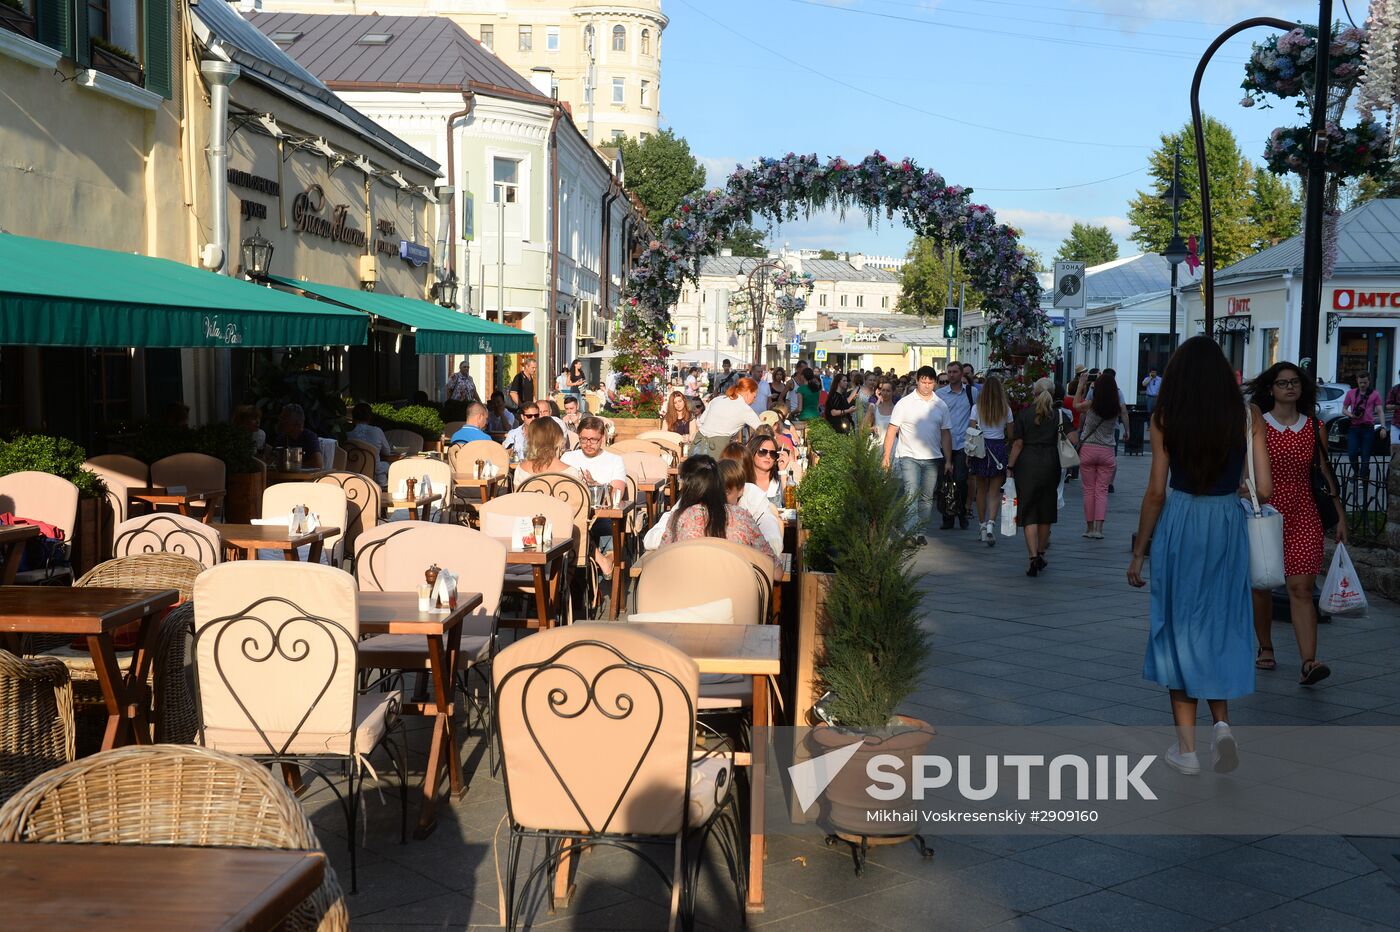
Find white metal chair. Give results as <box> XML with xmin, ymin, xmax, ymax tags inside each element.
<box><xmin>261</xmin><ymin>483</ymin><xmax>349</xmax><ymax>566</ymax></box>
<box><xmin>112</xmin><ymin>512</ymin><xmax>222</xmax><ymax>567</ymax></box>
<box><xmin>0</xmin><ymin>471</ymin><xmax>79</xmax><ymax>584</ymax></box>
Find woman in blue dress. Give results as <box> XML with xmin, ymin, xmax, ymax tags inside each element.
<box><xmin>1127</xmin><ymin>337</ymin><xmax>1272</xmax><ymax>776</ymax></box>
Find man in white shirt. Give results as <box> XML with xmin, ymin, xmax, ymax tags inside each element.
<box><xmin>750</xmin><ymin>364</ymin><xmax>771</xmax><ymax>414</ymax></box>
<box><xmin>561</xmin><ymin>416</ymin><xmax>628</xmax><ymax>575</ymax></box>
<box><xmin>346</xmin><ymin>402</ymin><xmax>393</xmax><ymax>485</ymax></box>
<box><xmin>883</xmin><ymin>365</ymin><xmax>953</xmax><ymax>544</ymax></box>
<box><xmin>502</xmin><ymin>402</ymin><xmax>539</xmax><ymax>453</ymax></box>
<box><xmin>935</xmin><ymin>360</ymin><xmax>975</xmax><ymax>530</ymax></box>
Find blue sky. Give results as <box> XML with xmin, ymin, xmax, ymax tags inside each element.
<box><xmin>657</xmin><ymin>0</ymin><xmax>1356</xmax><ymax>263</ymax></box>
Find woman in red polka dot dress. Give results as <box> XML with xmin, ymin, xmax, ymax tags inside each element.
<box><xmin>1249</xmin><ymin>363</ymin><xmax>1347</xmax><ymax>686</ymax></box>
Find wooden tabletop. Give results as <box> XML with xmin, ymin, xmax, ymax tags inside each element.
<box><xmin>487</xmin><ymin>537</ymin><xmax>572</xmax><ymax>565</ymax></box>
<box><xmin>386</xmin><ymin>493</ymin><xmax>442</xmax><ymax>508</ymax></box>
<box><xmin>0</xmin><ymin>843</ymin><xmax>325</xmax><ymax>931</ymax></box>
<box><xmin>593</xmin><ymin>501</ymin><xmax>640</xmax><ymax>520</ymax></box>
<box><xmin>0</xmin><ymin>525</ymin><xmax>41</xmax><ymax>545</ymax></box>
<box><xmin>128</xmin><ymin>487</ymin><xmax>220</xmax><ymax>502</ymax></box>
<box><xmin>451</xmin><ymin>474</ymin><xmax>505</xmax><ymax>485</ymax></box>
<box><xmin>0</xmin><ymin>586</ymin><xmax>179</xmax><ymax>634</ymax></box>
<box><xmin>578</xmin><ymin>621</ymin><xmax>780</xmax><ymax>676</ymax></box>
<box><xmin>358</xmin><ymin>590</ymin><xmax>483</xmax><ymax>636</ymax></box>
<box><xmin>633</xmin><ymin>477</ymin><xmax>666</xmax><ymax>492</ymax></box>
<box><xmin>208</xmin><ymin>523</ymin><xmax>341</xmax><ymax>548</ymax></box>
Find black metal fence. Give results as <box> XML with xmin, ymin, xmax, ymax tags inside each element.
<box><xmin>1328</xmin><ymin>453</ymin><xmax>1391</xmax><ymax>548</ymax></box>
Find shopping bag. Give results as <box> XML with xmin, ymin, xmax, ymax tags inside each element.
<box><xmin>1000</xmin><ymin>478</ymin><xmax>1017</xmax><ymax>537</ymax></box>
<box><xmin>1243</xmin><ymin>405</ymin><xmax>1286</xmax><ymax>591</ymax></box>
<box><xmin>1320</xmin><ymin>544</ymin><xmax>1368</xmax><ymax>616</ymax></box>
<box><xmin>1056</xmin><ymin>471</ymin><xmax>1066</xmax><ymax>511</ymax></box>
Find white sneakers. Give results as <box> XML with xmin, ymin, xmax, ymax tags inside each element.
<box><xmin>1212</xmin><ymin>721</ymin><xmax>1239</xmax><ymax>773</ymax></box>
<box><xmin>1165</xmin><ymin>743</ymin><xmax>1201</xmax><ymax>775</ymax></box>
<box><xmin>980</xmin><ymin>521</ymin><xmax>996</xmax><ymax>546</ymax></box>
<box><xmin>1166</xmin><ymin>723</ymin><xmax>1240</xmax><ymax>776</ymax></box>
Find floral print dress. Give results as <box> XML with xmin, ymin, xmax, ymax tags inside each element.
<box><xmin>1263</xmin><ymin>412</ymin><xmax>1323</xmax><ymax>578</ymax></box>
<box><xmin>660</xmin><ymin>504</ymin><xmax>781</xmax><ymax>573</ymax></box>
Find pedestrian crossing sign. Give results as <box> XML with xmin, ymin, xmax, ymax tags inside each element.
<box><xmin>815</xmin><ymin>349</ymin><xmax>828</xmax><ymax>362</ymax></box>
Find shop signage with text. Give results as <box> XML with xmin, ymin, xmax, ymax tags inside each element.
<box><xmin>1226</xmin><ymin>297</ymin><xmax>1250</xmax><ymax>316</ymax></box>
<box><xmin>1332</xmin><ymin>289</ymin><xmax>1400</xmax><ymax>310</ymax></box>
<box><xmin>292</xmin><ymin>185</ymin><xmax>366</xmax><ymax>247</ymax></box>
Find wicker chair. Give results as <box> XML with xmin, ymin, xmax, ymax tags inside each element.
<box><xmin>47</xmin><ymin>554</ymin><xmax>205</xmax><ymax>751</ymax></box>
<box><xmin>0</xmin><ymin>651</ymin><xmax>74</xmax><ymax>805</ymax></box>
<box><xmin>0</xmin><ymin>744</ymin><xmax>349</xmax><ymax>931</ymax></box>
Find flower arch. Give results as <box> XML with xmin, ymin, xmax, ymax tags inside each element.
<box><xmin>612</xmin><ymin>152</ymin><xmax>1052</xmax><ymax>394</ymax></box>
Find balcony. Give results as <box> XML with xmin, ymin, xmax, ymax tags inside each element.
<box><xmin>0</xmin><ymin>2</ymin><xmax>37</xmax><ymax>40</ymax></box>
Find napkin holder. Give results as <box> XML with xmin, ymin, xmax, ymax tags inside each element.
<box><xmin>420</xmin><ymin>474</ymin><xmax>433</xmax><ymax>497</ymax></box>
<box><xmin>429</xmin><ymin>568</ymin><xmax>457</xmax><ymax>614</ymax></box>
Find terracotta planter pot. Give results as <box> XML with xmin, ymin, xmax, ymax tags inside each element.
<box><xmin>807</xmin><ymin>716</ymin><xmax>936</xmax><ymax>834</ymax></box>
<box><xmin>224</xmin><ymin>470</ymin><xmax>266</xmax><ymax>524</ymax></box>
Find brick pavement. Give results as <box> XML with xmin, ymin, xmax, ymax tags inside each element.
<box><xmin>299</xmin><ymin>452</ymin><xmax>1400</xmax><ymax>930</ymax></box>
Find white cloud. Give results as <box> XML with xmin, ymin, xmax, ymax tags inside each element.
<box><xmin>992</xmin><ymin>207</ymin><xmax>1132</xmax><ymax>246</ymax></box>
<box><xmin>699</xmin><ymin>156</ymin><xmax>753</xmax><ymax>190</ymax></box>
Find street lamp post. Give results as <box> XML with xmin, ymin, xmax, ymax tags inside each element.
<box><xmin>1160</xmin><ymin>143</ymin><xmax>1189</xmax><ymax>354</ymax></box>
<box><xmin>736</xmin><ymin>256</ymin><xmax>806</xmax><ymax>368</ymax></box>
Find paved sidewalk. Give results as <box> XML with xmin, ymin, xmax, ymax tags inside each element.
<box><xmin>300</xmin><ymin>452</ymin><xmax>1400</xmax><ymax>930</ymax></box>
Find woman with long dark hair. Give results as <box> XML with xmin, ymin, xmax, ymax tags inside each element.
<box><xmin>745</xmin><ymin>433</ymin><xmax>784</xmax><ymax>506</ymax></box>
<box><xmin>824</xmin><ymin>373</ymin><xmax>855</xmax><ymax>433</ymax></box>
<box><xmin>1128</xmin><ymin>336</ymin><xmax>1272</xmax><ymax>775</ymax></box>
<box><xmin>1072</xmin><ymin>369</ymin><xmax>1129</xmax><ymax>539</ymax></box>
<box><xmin>660</xmin><ymin>390</ymin><xmax>695</xmax><ymax>439</ymax></box>
<box><xmin>658</xmin><ymin>455</ymin><xmax>779</xmax><ymax>571</ymax></box>
<box><xmin>1248</xmin><ymin>363</ymin><xmax>1346</xmax><ymax>685</ymax></box>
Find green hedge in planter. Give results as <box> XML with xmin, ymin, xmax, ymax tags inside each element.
<box><xmin>369</xmin><ymin>403</ymin><xmax>444</xmax><ymax>442</ymax></box>
<box><xmin>0</xmin><ymin>434</ymin><xmax>103</xmax><ymax>497</ymax></box>
<box><xmin>794</xmin><ymin>419</ymin><xmax>860</xmax><ymax>572</ymax></box>
<box><xmin>128</xmin><ymin>422</ymin><xmax>259</xmax><ymax>474</ymax></box>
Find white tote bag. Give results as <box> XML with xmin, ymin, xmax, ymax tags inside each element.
<box><xmin>1320</xmin><ymin>544</ymin><xmax>1368</xmax><ymax>616</ymax></box>
<box><xmin>1243</xmin><ymin>408</ymin><xmax>1285</xmax><ymax>591</ymax></box>
<box><xmin>1000</xmin><ymin>477</ymin><xmax>1018</xmax><ymax>537</ymax></box>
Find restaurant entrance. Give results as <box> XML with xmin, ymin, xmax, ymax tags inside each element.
<box><xmin>1337</xmin><ymin>326</ymin><xmax>1395</xmax><ymax>392</ymax></box>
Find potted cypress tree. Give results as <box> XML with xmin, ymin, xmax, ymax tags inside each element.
<box><xmin>807</xmin><ymin>421</ymin><xmax>934</xmax><ymax>870</ymax></box>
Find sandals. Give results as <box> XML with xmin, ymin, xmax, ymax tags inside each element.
<box><xmin>1026</xmin><ymin>558</ymin><xmax>1039</xmax><ymax>577</ymax></box>
<box><xmin>1300</xmin><ymin>659</ymin><xmax>1332</xmax><ymax>686</ymax></box>
<box><xmin>1255</xmin><ymin>648</ymin><xmax>1276</xmax><ymax>671</ymax></box>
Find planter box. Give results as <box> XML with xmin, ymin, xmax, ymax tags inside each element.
<box><xmin>90</xmin><ymin>41</ymin><xmax>143</xmax><ymax>86</ymax></box>
<box><xmin>72</xmin><ymin>496</ymin><xmax>107</xmax><ymax>578</ymax></box>
<box><xmin>787</xmin><ymin>566</ymin><xmax>833</xmax><ymax>728</ymax></box>
<box><xmin>225</xmin><ymin>468</ymin><xmax>267</xmax><ymax>524</ymax></box>
<box><xmin>0</xmin><ymin>4</ymin><xmax>37</xmax><ymax>40</ymax></box>
<box><xmin>606</xmin><ymin>417</ymin><xmax>661</xmax><ymax>443</ymax></box>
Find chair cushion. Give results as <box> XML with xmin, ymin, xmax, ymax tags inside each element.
<box><xmin>688</xmin><ymin>755</ymin><xmax>732</xmax><ymax>825</ymax></box>
<box><xmin>358</xmin><ymin>633</ymin><xmax>491</xmax><ymax>670</ymax></box>
<box><xmin>628</xmin><ymin>598</ymin><xmax>734</xmax><ymax>625</ymax></box>
<box><xmin>202</xmin><ymin>689</ymin><xmax>400</xmax><ymax>756</ymax></box>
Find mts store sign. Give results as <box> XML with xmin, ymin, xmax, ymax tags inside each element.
<box><xmin>1332</xmin><ymin>289</ymin><xmax>1400</xmax><ymax>310</ymax></box>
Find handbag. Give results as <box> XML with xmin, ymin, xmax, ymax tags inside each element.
<box><xmin>1244</xmin><ymin>408</ymin><xmax>1286</xmax><ymax>590</ymax></box>
<box><xmin>1309</xmin><ymin>418</ymin><xmax>1340</xmax><ymax>531</ymax></box>
<box><xmin>1056</xmin><ymin>410</ymin><xmax>1080</xmax><ymax>468</ymax></box>
<box><xmin>965</xmin><ymin>425</ymin><xmax>986</xmax><ymax>459</ymax></box>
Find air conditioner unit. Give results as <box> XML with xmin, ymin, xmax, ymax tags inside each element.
<box><xmin>359</xmin><ymin>254</ymin><xmax>377</xmax><ymax>285</ymax></box>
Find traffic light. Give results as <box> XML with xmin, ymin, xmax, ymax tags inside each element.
<box><xmin>942</xmin><ymin>306</ymin><xmax>959</xmax><ymax>341</ymax></box>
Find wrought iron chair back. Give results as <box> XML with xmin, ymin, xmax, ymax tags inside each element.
<box><xmin>112</xmin><ymin>513</ymin><xmax>221</xmax><ymax>567</ymax></box>
<box><xmin>343</xmin><ymin>440</ymin><xmax>378</xmax><ymax>482</ymax></box>
<box><xmin>315</xmin><ymin>472</ymin><xmax>381</xmax><ymax>558</ymax></box>
<box><xmin>350</xmin><ymin>523</ymin><xmax>414</xmax><ymax>593</ymax></box>
<box><xmin>262</xmin><ymin>483</ymin><xmax>348</xmax><ymax>565</ymax></box>
<box><xmin>387</xmin><ymin>457</ymin><xmax>454</xmax><ymax>522</ymax></box>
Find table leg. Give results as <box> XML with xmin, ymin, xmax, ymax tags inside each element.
<box><xmin>746</xmin><ymin>673</ymin><xmax>769</xmax><ymax>912</ymax></box>
<box><xmin>282</xmin><ymin>548</ymin><xmax>298</xmax><ymax>561</ymax></box>
<box><xmin>417</xmin><ymin>624</ymin><xmax>464</xmax><ymax>838</ymax></box>
<box><xmin>1</xmin><ymin>541</ymin><xmax>23</xmax><ymax>585</ymax></box>
<box><xmin>532</xmin><ymin>566</ymin><xmax>551</xmax><ymax>629</ymax></box>
<box><xmin>85</xmin><ymin>618</ymin><xmax>156</xmax><ymax>751</ymax></box>
<box><xmin>771</xmin><ymin>583</ymin><xmax>783</xmax><ymax>626</ymax></box>
<box><xmin>608</xmin><ymin>516</ymin><xmax>626</xmax><ymax>620</ymax></box>
<box><xmin>553</xmin><ymin>838</ymin><xmax>579</xmax><ymax>907</ymax></box>
<box><xmin>308</xmin><ymin>539</ymin><xmax>325</xmax><ymax>564</ymax></box>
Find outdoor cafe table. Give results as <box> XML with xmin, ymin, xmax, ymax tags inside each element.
<box><xmin>490</xmin><ymin>537</ymin><xmax>573</xmax><ymax>629</ymax></box>
<box><xmin>127</xmin><ymin>486</ymin><xmax>224</xmax><ymax>523</ymax></box>
<box><xmin>208</xmin><ymin>523</ymin><xmax>341</xmax><ymax>563</ymax></box>
<box><xmin>569</xmin><ymin>621</ymin><xmax>780</xmax><ymax>912</ymax></box>
<box><xmin>592</xmin><ymin>500</ymin><xmax>642</xmax><ymax>620</ymax></box>
<box><xmin>451</xmin><ymin>473</ymin><xmax>505</xmax><ymax>505</ymax></box>
<box><xmin>0</xmin><ymin>585</ymin><xmax>178</xmax><ymax>749</ymax></box>
<box><xmin>267</xmin><ymin>467</ymin><xmax>330</xmax><ymax>483</ymax></box>
<box><xmin>0</xmin><ymin>842</ymin><xmax>326</xmax><ymax>930</ymax></box>
<box><xmin>0</xmin><ymin>524</ymin><xmax>39</xmax><ymax>584</ymax></box>
<box><xmin>357</xmin><ymin>589</ymin><xmax>483</xmax><ymax>839</ymax></box>
<box><xmin>633</xmin><ymin>476</ymin><xmax>667</xmax><ymax>524</ymax></box>
<box><xmin>386</xmin><ymin>492</ymin><xmax>441</xmax><ymax>521</ymax></box>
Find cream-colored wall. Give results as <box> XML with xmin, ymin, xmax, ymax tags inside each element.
<box><xmin>0</xmin><ymin>50</ymin><xmax>189</xmax><ymax>261</ymax></box>
<box><xmin>252</xmin><ymin>0</ymin><xmax>665</xmax><ymax>143</ymax></box>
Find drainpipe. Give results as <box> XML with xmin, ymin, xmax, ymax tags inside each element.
<box><xmin>600</xmin><ymin>188</ymin><xmax>616</xmax><ymax>319</ymax></box>
<box><xmin>546</xmin><ymin>102</ymin><xmax>562</xmax><ymax>401</ymax></box>
<box><xmin>200</xmin><ymin>59</ymin><xmax>240</xmax><ymax>426</ymax></box>
<box><xmin>443</xmin><ymin>90</ymin><xmax>475</xmax><ymax>390</ymax></box>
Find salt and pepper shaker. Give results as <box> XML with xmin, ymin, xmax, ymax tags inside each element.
<box><xmin>405</xmin><ymin>476</ymin><xmax>417</xmax><ymax>501</ymax></box>
<box><xmin>474</xmin><ymin>459</ymin><xmax>485</xmax><ymax>479</ymax></box>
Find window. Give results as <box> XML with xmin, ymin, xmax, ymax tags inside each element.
<box><xmin>611</xmin><ymin>24</ymin><xmax>625</xmax><ymax>51</ymax></box>
<box><xmin>702</xmin><ymin>327</ymin><xmax>710</xmax><ymax>344</ymax></box>
<box><xmin>493</xmin><ymin>157</ymin><xmax>519</xmax><ymax>204</ymax></box>
<box><xmin>679</xmin><ymin>326</ymin><xmax>690</xmax><ymax>345</ymax></box>
<box><xmin>546</xmin><ymin>26</ymin><xmax>559</xmax><ymax>51</ymax></box>
<box><xmin>611</xmin><ymin>76</ymin><xmax>624</xmax><ymax>104</ymax></box>
<box><xmin>480</xmin><ymin>24</ymin><xmax>493</xmax><ymax>50</ymax></box>
<box><xmin>839</xmin><ymin>294</ymin><xmax>848</xmax><ymax>307</ymax></box>
<box><xmin>1262</xmin><ymin>328</ymin><xmax>1280</xmax><ymax>369</ymax></box>
<box><xmin>639</xmin><ymin>79</ymin><xmax>651</xmax><ymax>109</ymax></box>
<box><xmin>639</xmin><ymin>132</ymin><xmax>650</xmax><ymax>141</ymax></box>
<box><xmin>855</xmin><ymin>294</ymin><xmax>864</xmax><ymax>308</ymax></box>
<box><xmin>818</xmin><ymin>293</ymin><xmax>827</xmax><ymax>307</ymax></box>
<box><xmin>641</xmin><ymin>28</ymin><xmax>650</xmax><ymax>54</ymax></box>
<box><xmin>611</xmin><ymin>129</ymin><xmax>625</xmax><ymax>142</ymax></box>
<box><xmin>518</xmin><ymin>25</ymin><xmax>532</xmax><ymax>51</ymax></box>
<box><xmin>87</xmin><ymin>0</ymin><xmax>110</xmax><ymax>44</ymax></box>
<box><xmin>881</xmin><ymin>295</ymin><xmax>890</xmax><ymax>309</ymax></box>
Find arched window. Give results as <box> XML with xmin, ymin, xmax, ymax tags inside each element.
<box><xmin>611</xmin><ymin>24</ymin><xmax>625</xmax><ymax>51</ymax></box>
<box><xmin>641</xmin><ymin>28</ymin><xmax>650</xmax><ymax>55</ymax></box>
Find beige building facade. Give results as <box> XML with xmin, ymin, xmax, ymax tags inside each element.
<box><xmin>249</xmin><ymin>0</ymin><xmax>666</xmax><ymax>144</ymax></box>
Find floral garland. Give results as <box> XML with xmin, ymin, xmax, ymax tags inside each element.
<box><xmin>1357</xmin><ymin>0</ymin><xmax>1400</xmax><ymax>132</ymax></box>
<box><xmin>1241</xmin><ymin>24</ymin><xmax>1367</xmax><ymax>110</ymax></box>
<box><xmin>1264</xmin><ymin>120</ymin><xmax>1390</xmax><ymax>177</ymax></box>
<box><xmin>615</xmin><ymin>152</ymin><xmax>1050</xmax><ymax>385</ymax></box>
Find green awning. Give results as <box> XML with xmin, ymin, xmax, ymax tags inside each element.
<box><xmin>0</xmin><ymin>233</ymin><xmax>368</xmax><ymax>348</ymax></box>
<box><xmin>268</xmin><ymin>275</ymin><xmax>535</xmax><ymax>356</ymax></box>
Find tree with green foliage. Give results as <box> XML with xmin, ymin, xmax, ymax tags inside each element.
<box><xmin>1127</xmin><ymin>118</ymin><xmax>1256</xmax><ymax>269</ymax></box>
<box><xmin>816</xmin><ymin>249</ymin><xmax>839</xmax><ymax>260</ymax></box>
<box><xmin>1054</xmin><ymin>223</ymin><xmax>1119</xmax><ymax>267</ymax></box>
<box><xmin>896</xmin><ymin>236</ymin><xmax>988</xmax><ymax>317</ymax></box>
<box><xmin>1248</xmin><ymin>171</ymin><xmax>1303</xmax><ymax>249</ymax></box>
<box><xmin>1346</xmin><ymin>154</ymin><xmax>1400</xmax><ymax>208</ymax></box>
<box><xmin>616</xmin><ymin>129</ymin><xmax>707</xmax><ymax>225</ymax></box>
<box><xmin>717</xmin><ymin>224</ymin><xmax>768</xmax><ymax>258</ymax></box>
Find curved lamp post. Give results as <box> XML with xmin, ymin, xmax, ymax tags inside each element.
<box><xmin>735</xmin><ymin>256</ymin><xmax>807</xmax><ymax>368</ymax></box>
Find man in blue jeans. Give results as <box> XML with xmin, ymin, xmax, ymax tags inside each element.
<box><xmin>882</xmin><ymin>366</ymin><xmax>953</xmax><ymax>544</ymax></box>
